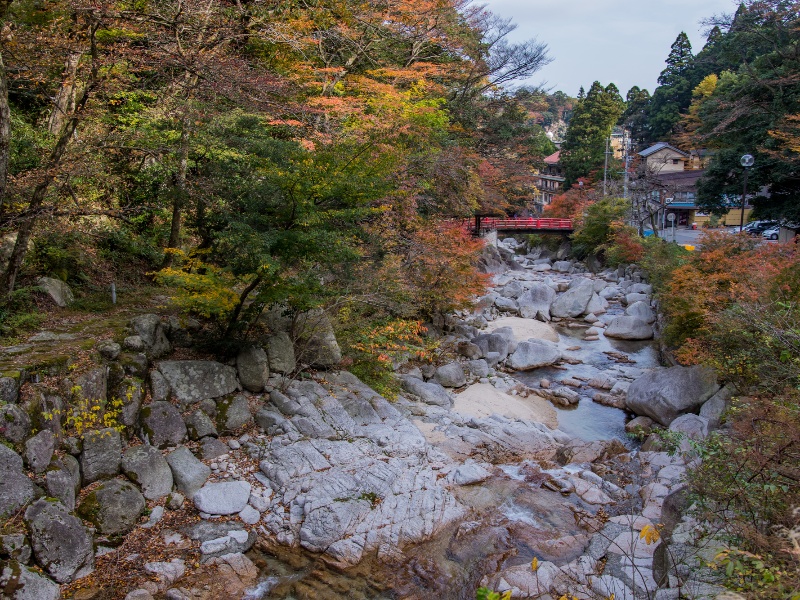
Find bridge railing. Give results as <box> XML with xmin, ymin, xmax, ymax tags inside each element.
<box><xmin>465</xmin><ymin>217</ymin><xmax>573</xmax><ymax>232</ymax></box>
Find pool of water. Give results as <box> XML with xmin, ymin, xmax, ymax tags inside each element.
<box><xmin>515</xmin><ymin>319</ymin><xmax>662</xmax><ymax>445</ymax></box>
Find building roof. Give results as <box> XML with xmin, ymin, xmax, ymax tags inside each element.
<box><xmin>656</xmin><ymin>170</ymin><xmax>704</xmax><ymax>188</ymax></box>
<box><xmin>638</xmin><ymin>142</ymin><xmax>690</xmax><ymax>158</ymax></box>
<box><xmin>544</xmin><ymin>151</ymin><xmax>560</xmax><ymax>165</ymax></box>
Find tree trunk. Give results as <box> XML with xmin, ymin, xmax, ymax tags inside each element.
<box><xmin>0</xmin><ymin>50</ymin><xmax>9</xmax><ymax>214</ymax></box>
<box><xmin>47</xmin><ymin>52</ymin><xmax>83</xmax><ymax>136</ymax></box>
<box><xmin>0</xmin><ymin>0</ymin><xmax>14</xmax><ymax>214</ymax></box>
<box><xmin>1</xmin><ymin>20</ymin><xmax>99</xmax><ymax>296</ymax></box>
<box><xmin>161</xmin><ymin>116</ymin><xmax>190</xmax><ymax>269</ymax></box>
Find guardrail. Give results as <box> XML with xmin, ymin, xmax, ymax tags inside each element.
<box><xmin>466</xmin><ymin>218</ymin><xmax>573</xmax><ymax>232</ymax></box>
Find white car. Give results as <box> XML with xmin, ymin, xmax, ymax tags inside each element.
<box><xmin>762</xmin><ymin>226</ymin><xmax>780</xmax><ymax>240</ymax></box>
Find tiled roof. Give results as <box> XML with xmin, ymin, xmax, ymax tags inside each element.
<box><xmin>638</xmin><ymin>142</ymin><xmax>690</xmax><ymax>158</ymax></box>
<box><xmin>544</xmin><ymin>151</ymin><xmax>560</xmax><ymax>164</ymax></box>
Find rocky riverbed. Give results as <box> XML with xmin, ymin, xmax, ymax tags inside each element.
<box><xmin>0</xmin><ymin>238</ymin><xmax>737</xmax><ymax>600</ymax></box>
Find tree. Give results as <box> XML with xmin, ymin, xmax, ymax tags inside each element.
<box><xmin>560</xmin><ymin>81</ymin><xmax>624</xmax><ymax>187</ymax></box>
<box><xmin>692</xmin><ymin>2</ymin><xmax>800</xmax><ymax>221</ymax></box>
<box><xmin>621</xmin><ymin>86</ymin><xmax>651</xmax><ymax>150</ymax></box>
<box><xmin>645</xmin><ymin>32</ymin><xmax>695</xmax><ymax>141</ymax></box>
<box><xmin>1</xmin><ymin>4</ymin><xmax>104</xmax><ymax>295</ymax></box>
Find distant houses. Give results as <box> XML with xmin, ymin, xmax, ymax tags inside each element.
<box><xmin>634</xmin><ymin>141</ymin><xmax>751</xmax><ymax>228</ymax></box>
<box><xmin>537</xmin><ymin>151</ymin><xmax>565</xmax><ymax>208</ymax></box>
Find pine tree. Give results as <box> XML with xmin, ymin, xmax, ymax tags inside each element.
<box><xmin>622</xmin><ymin>86</ymin><xmax>651</xmax><ymax>149</ymax></box>
<box><xmin>645</xmin><ymin>33</ymin><xmax>697</xmax><ymax>142</ymax></box>
<box><xmin>560</xmin><ymin>82</ymin><xmax>624</xmax><ymax>187</ymax></box>
<box><xmin>704</xmin><ymin>26</ymin><xmax>723</xmax><ymax>50</ymax></box>
<box><xmin>658</xmin><ymin>32</ymin><xmax>694</xmax><ymax>87</ymax></box>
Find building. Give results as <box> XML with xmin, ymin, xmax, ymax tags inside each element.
<box><xmin>537</xmin><ymin>151</ymin><xmax>565</xmax><ymax>208</ymax></box>
<box><xmin>638</xmin><ymin>142</ymin><xmax>691</xmax><ymax>173</ymax></box>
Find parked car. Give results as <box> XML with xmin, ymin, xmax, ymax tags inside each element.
<box><xmin>762</xmin><ymin>226</ymin><xmax>780</xmax><ymax>240</ymax></box>
<box><xmin>748</xmin><ymin>221</ymin><xmax>779</xmax><ymax>236</ymax></box>
<box><xmin>728</xmin><ymin>220</ymin><xmax>777</xmax><ymax>235</ymax></box>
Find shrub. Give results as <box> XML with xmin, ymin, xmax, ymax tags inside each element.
<box><xmin>30</xmin><ymin>231</ymin><xmax>89</xmax><ymax>283</ymax></box>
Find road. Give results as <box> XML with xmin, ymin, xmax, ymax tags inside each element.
<box><xmin>657</xmin><ymin>226</ymin><xmax>778</xmax><ymax>249</ymax></box>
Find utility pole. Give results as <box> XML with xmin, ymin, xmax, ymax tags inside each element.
<box><xmin>603</xmin><ymin>136</ymin><xmax>610</xmax><ymax>197</ymax></box>
<box><xmin>622</xmin><ymin>130</ymin><xmax>629</xmax><ymax>200</ymax></box>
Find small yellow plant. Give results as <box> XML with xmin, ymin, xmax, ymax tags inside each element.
<box><xmin>640</xmin><ymin>524</ymin><xmax>662</xmax><ymax>545</ymax></box>
<box><xmin>44</xmin><ymin>384</ymin><xmax>125</xmax><ymax>438</ymax></box>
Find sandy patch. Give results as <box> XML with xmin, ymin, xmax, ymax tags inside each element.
<box><xmin>413</xmin><ymin>419</ymin><xmax>450</xmax><ymax>445</ymax></box>
<box><xmin>454</xmin><ymin>383</ymin><xmax>558</xmax><ymax>429</ymax></box>
<box><xmin>487</xmin><ymin>317</ymin><xmax>559</xmax><ymax>343</ymax></box>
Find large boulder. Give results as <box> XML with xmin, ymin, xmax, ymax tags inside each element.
<box><xmin>550</xmin><ymin>283</ymin><xmax>594</xmax><ymax>318</ymax></box>
<box><xmin>265</xmin><ymin>332</ymin><xmax>296</xmax><ymax>374</ymax></box>
<box><xmin>517</xmin><ymin>283</ymin><xmax>556</xmax><ymax>321</ymax></box>
<box><xmin>192</xmin><ymin>481</ymin><xmax>251</xmax><ymax>516</ymax></box>
<box><xmin>0</xmin><ymin>561</ymin><xmax>61</xmax><ymax>600</ymax></box>
<box><xmin>700</xmin><ymin>384</ymin><xmax>735</xmax><ymax>430</ymax></box>
<box><xmin>236</xmin><ymin>346</ymin><xmax>269</xmax><ymax>393</ymax></box>
<box><xmin>585</xmin><ymin>293</ymin><xmax>608</xmax><ymax>315</ymax></box>
<box><xmin>434</xmin><ymin>363</ymin><xmax>466</xmax><ymax>388</ymax></box>
<box><xmin>399</xmin><ymin>376</ymin><xmax>452</xmax><ymax>408</ymax></box>
<box><xmin>122</xmin><ymin>445</ymin><xmax>173</xmax><ymax>501</ymax></box>
<box><xmin>166</xmin><ymin>447</ymin><xmax>210</xmax><ymax>497</ymax></box>
<box><xmin>80</xmin><ymin>427</ymin><xmax>122</xmax><ymax>484</ymax></box>
<box><xmin>78</xmin><ymin>479</ymin><xmax>146</xmax><ymax>536</ymax></box>
<box><xmin>184</xmin><ymin>410</ymin><xmax>217</xmax><ymax>440</ymax></box>
<box><xmin>24</xmin><ymin>499</ymin><xmax>94</xmax><ymax>583</ymax></box>
<box><xmin>114</xmin><ymin>377</ymin><xmax>144</xmax><ymax>429</ymax></box>
<box><xmin>24</xmin><ymin>430</ymin><xmax>55</xmax><ymax>474</ymax></box>
<box><xmin>624</xmin><ymin>301</ymin><xmax>656</xmax><ymax>324</ymax></box>
<box><xmin>45</xmin><ymin>456</ymin><xmax>80</xmax><ymax>512</ymax></box>
<box><xmin>138</xmin><ymin>401</ymin><xmax>187</xmax><ymax>449</ymax></box>
<box><xmin>129</xmin><ymin>314</ymin><xmax>171</xmax><ymax>358</ymax></box>
<box><xmin>499</xmin><ymin>280</ymin><xmax>524</xmax><ymax>299</ymax></box>
<box><xmin>509</xmin><ymin>340</ymin><xmax>561</xmax><ymax>371</ymax></box>
<box><xmin>294</xmin><ymin>310</ymin><xmax>342</xmax><ymax>368</ymax></box>
<box><xmin>0</xmin><ymin>405</ymin><xmax>31</xmax><ymax>444</ymax></box>
<box><xmin>0</xmin><ymin>377</ymin><xmax>18</xmax><ymax>404</ymax></box>
<box><xmin>216</xmin><ymin>395</ymin><xmax>253</xmax><ymax>434</ymax></box>
<box><xmin>156</xmin><ymin>361</ymin><xmax>238</xmax><ymax>407</ymax></box>
<box><xmin>37</xmin><ymin>277</ymin><xmax>74</xmax><ymax>308</ymax></box>
<box><xmin>73</xmin><ymin>368</ymin><xmax>107</xmax><ymax>403</ymax></box>
<box><xmin>0</xmin><ymin>446</ymin><xmax>35</xmax><ymax>519</ymax></box>
<box><xmin>494</xmin><ymin>296</ymin><xmax>519</xmax><ymax>314</ymax></box>
<box><xmin>603</xmin><ymin>316</ymin><xmax>654</xmax><ymax>340</ymax></box>
<box><xmin>471</xmin><ymin>333</ymin><xmax>510</xmax><ymax>362</ymax></box>
<box><xmin>626</xmin><ymin>365</ymin><xmax>720</xmax><ymax>426</ymax></box>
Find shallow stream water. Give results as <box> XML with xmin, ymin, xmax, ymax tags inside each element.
<box><xmin>516</xmin><ymin>319</ymin><xmax>661</xmax><ymax>444</ymax></box>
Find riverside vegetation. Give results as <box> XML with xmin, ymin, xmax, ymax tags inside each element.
<box><xmin>0</xmin><ymin>0</ymin><xmax>799</xmax><ymax>599</ymax></box>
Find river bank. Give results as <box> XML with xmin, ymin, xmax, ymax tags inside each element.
<box><xmin>0</xmin><ymin>237</ymin><xmax>734</xmax><ymax>600</ymax></box>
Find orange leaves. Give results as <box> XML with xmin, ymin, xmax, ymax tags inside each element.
<box><xmin>406</xmin><ymin>221</ymin><xmax>491</xmax><ymax>316</ymax></box>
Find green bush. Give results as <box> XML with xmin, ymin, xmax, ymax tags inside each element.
<box><xmin>0</xmin><ymin>287</ymin><xmax>44</xmax><ymax>343</ymax></box>
<box><xmin>96</xmin><ymin>225</ymin><xmax>161</xmax><ymax>268</ymax></box>
<box><xmin>30</xmin><ymin>232</ymin><xmax>89</xmax><ymax>284</ymax></box>
<box><xmin>570</xmin><ymin>197</ymin><xmax>631</xmax><ymax>259</ymax></box>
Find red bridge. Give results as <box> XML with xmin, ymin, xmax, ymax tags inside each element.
<box><xmin>467</xmin><ymin>217</ymin><xmax>574</xmax><ymax>235</ymax></box>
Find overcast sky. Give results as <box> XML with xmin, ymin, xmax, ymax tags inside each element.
<box><xmin>482</xmin><ymin>0</ymin><xmax>736</xmax><ymax>97</ymax></box>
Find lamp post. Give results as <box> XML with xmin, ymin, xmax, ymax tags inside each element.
<box><xmin>740</xmin><ymin>154</ymin><xmax>754</xmax><ymax>231</ymax></box>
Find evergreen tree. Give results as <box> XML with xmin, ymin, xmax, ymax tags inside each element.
<box><xmin>560</xmin><ymin>82</ymin><xmax>624</xmax><ymax>187</ymax></box>
<box><xmin>658</xmin><ymin>32</ymin><xmax>694</xmax><ymax>87</ymax></box>
<box><xmin>621</xmin><ymin>86</ymin><xmax>651</xmax><ymax>150</ymax></box>
<box><xmin>645</xmin><ymin>33</ymin><xmax>696</xmax><ymax>142</ymax></box>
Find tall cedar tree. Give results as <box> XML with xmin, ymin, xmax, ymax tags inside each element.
<box><xmin>644</xmin><ymin>32</ymin><xmax>695</xmax><ymax>142</ymax></box>
<box><xmin>560</xmin><ymin>82</ymin><xmax>624</xmax><ymax>188</ymax></box>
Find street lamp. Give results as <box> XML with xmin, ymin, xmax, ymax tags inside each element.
<box><xmin>740</xmin><ymin>154</ymin><xmax>754</xmax><ymax>230</ymax></box>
